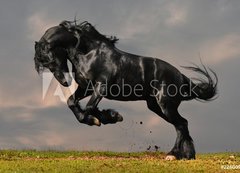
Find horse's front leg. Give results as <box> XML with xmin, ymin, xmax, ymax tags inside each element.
<box><xmin>84</xmin><ymin>82</ymin><xmax>104</xmax><ymax>116</ymax></box>
<box><xmin>67</xmin><ymin>86</ymin><xmax>101</xmax><ymax>126</ymax></box>
<box><xmin>84</xmin><ymin>82</ymin><xmax>124</xmax><ymax>125</ymax></box>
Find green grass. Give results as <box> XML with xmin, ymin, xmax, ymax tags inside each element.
<box><xmin>0</xmin><ymin>150</ymin><xmax>239</xmax><ymax>173</ymax></box>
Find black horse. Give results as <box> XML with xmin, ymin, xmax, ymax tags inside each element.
<box><xmin>34</xmin><ymin>21</ymin><xmax>218</xmax><ymax>160</ymax></box>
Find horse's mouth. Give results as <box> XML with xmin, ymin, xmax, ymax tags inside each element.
<box><xmin>54</xmin><ymin>72</ymin><xmax>72</xmax><ymax>87</ymax></box>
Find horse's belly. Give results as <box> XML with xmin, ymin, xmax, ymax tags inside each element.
<box><xmin>104</xmin><ymin>85</ymin><xmax>146</xmax><ymax>101</ymax></box>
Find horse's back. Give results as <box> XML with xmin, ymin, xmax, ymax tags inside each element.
<box><xmin>115</xmin><ymin>49</ymin><xmax>184</xmax><ymax>86</ymax></box>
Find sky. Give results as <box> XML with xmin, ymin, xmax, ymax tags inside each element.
<box><xmin>0</xmin><ymin>0</ymin><xmax>240</xmax><ymax>153</ymax></box>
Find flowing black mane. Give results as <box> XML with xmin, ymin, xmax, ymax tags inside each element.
<box><xmin>60</xmin><ymin>20</ymin><xmax>119</xmax><ymax>46</ymax></box>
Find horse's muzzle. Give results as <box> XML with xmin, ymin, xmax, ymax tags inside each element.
<box><xmin>54</xmin><ymin>72</ymin><xmax>72</xmax><ymax>87</ymax></box>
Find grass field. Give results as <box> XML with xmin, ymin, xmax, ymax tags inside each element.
<box><xmin>0</xmin><ymin>150</ymin><xmax>239</xmax><ymax>173</ymax></box>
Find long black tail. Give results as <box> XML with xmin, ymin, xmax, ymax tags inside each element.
<box><xmin>181</xmin><ymin>63</ymin><xmax>218</xmax><ymax>101</ymax></box>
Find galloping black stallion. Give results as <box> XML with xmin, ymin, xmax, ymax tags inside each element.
<box><xmin>34</xmin><ymin>21</ymin><xmax>218</xmax><ymax>160</ymax></box>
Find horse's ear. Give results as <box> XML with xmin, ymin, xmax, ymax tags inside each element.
<box><xmin>84</xmin><ymin>24</ymin><xmax>91</xmax><ymax>32</ymax></box>
<box><xmin>59</xmin><ymin>21</ymin><xmax>72</xmax><ymax>30</ymax></box>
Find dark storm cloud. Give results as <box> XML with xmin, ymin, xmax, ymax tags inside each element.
<box><xmin>0</xmin><ymin>0</ymin><xmax>239</xmax><ymax>152</ymax></box>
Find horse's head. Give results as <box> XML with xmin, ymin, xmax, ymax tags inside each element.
<box><xmin>34</xmin><ymin>21</ymin><xmax>119</xmax><ymax>86</ymax></box>
<box><xmin>34</xmin><ymin>24</ymin><xmax>78</xmax><ymax>86</ymax></box>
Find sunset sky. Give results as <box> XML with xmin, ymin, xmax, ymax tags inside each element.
<box><xmin>0</xmin><ymin>0</ymin><xmax>239</xmax><ymax>152</ymax></box>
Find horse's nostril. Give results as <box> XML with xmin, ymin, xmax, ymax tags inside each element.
<box><xmin>62</xmin><ymin>81</ymin><xmax>69</xmax><ymax>87</ymax></box>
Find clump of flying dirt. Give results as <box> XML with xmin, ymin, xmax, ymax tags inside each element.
<box><xmin>146</xmin><ymin>145</ymin><xmax>160</xmax><ymax>152</ymax></box>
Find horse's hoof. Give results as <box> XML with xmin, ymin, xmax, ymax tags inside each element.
<box><xmin>92</xmin><ymin>117</ymin><xmax>101</xmax><ymax>126</ymax></box>
<box><xmin>107</xmin><ymin>109</ymin><xmax>123</xmax><ymax>122</ymax></box>
<box><xmin>85</xmin><ymin>115</ymin><xmax>101</xmax><ymax>126</ymax></box>
<box><xmin>165</xmin><ymin>155</ymin><xmax>176</xmax><ymax>161</ymax></box>
<box><xmin>116</xmin><ymin>114</ymin><xmax>123</xmax><ymax>122</ymax></box>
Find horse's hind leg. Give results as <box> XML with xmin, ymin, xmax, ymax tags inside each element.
<box><xmin>166</xmin><ymin>109</ymin><xmax>196</xmax><ymax>160</ymax></box>
<box><xmin>146</xmin><ymin>97</ymin><xmax>195</xmax><ymax>160</ymax></box>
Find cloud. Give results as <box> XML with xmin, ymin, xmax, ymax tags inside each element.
<box><xmin>17</xmin><ymin>131</ymin><xmax>65</xmax><ymax>147</ymax></box>
<box><xmin>146</xmin><ymin>116</ymin><xmax>161</xmax><ymax>128</ymax></box>
<box><xmin>27</xmin><ymin>11</ymin><xmax>58</xmax><ymax>41</ymax></box>
<box><xmin>165</xmin><ymin>2</ymin><xmax>188</xmax><ymax>27</ymax></box>
<box><xmin>117</xmin><ymin>12</ymin><xmax>158</xmax><ymax>39</ymax></box>
<box><xmin>201</xmin><ymin>34</ymin><xmax>240</xmax><ymax>64</ymax></box>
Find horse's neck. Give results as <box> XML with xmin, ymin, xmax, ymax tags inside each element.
<box><xmin>67</xmin><ymin>50</ymin><xmax>88</xmax><ymax>84</ymax></box>
<box><xmin>68</xmin><ymin>48</ymin><xmax>84</xmax><ymax>65</ymax></box>
<box><xmin>69</xmin><ymin>41</ymin><xmax>115</xmax><ymax>74</ymax></box>
<box><xmin>69</xmin><ymin>40</ymin><xmax>116</xmax><ymax>66</ymax></box>
<box><xmin>83</xmin><ymin>39</ymin><xmax>115</xmax><ymax>53</ymax></box>
<box><xmin>92</xmin><ymin>40</ymin><xmax>132</xmax><ymax>57</ymax></box>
